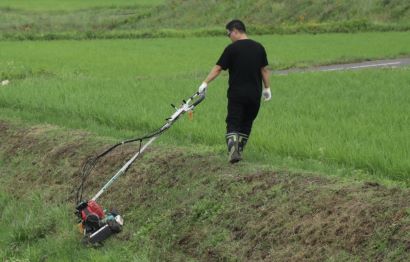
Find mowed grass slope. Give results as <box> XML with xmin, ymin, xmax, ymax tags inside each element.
<box><xmin>130</xmin><ymin>0</ymin><xmax>410</xmax><ymax>29</ymax></box>
<box><xmin>1</xmin><ymin>120</ymin><xmax>409</xmax><ymax>261</ymax></box>
<box><xmin>0</xmin><ymin>0</ymin><xmax>163</xmax><ymax>10</ymax></box>
<box><xmin>1</xmin><ymin>0</ymin><xmax>409</xmax><ymax>40</ymax></box>
<box><xmin>1</xmin><ymin>33</ymin><xmax>409</xmax><ymax>183</ymax></box>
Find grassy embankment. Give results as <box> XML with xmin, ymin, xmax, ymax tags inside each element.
<box><xmin>0</xmin><ymin>0</ymin><xmax>164</xmax><ymax>10</ymax></box>
<box><xmin>1</xmin><ymin>0</ymin><xmax>409</xmax><ymax>40</ymax></box>
<box><xmin>1</xmin><ymin>33</ymin><xmax>410</xmax><ymax>184</ymax></box>
<box><xmin>1</xmin><ymin>120</ymin><xmax>409</xmax><ymax>261</ymax></box>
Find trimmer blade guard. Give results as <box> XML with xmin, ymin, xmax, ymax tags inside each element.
<box><xmin>86</xmin><ymin>215</ymin><xmax>124</xmax><ymax>244</ymax></box>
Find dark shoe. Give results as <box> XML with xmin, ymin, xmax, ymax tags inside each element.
<box><xmin>226</xmin><ymin>133</ymin><xmax>242</xmax><ymax>163</ymax></box>
<box><xmin>238</xmin><ymin>133</ymin><xmax>249</xmax><ymax>153</ymax></box>
<box><xmin>228</xmin><ymin>146</ymin><xmax>241</xmax><ymax>163</ymax></box>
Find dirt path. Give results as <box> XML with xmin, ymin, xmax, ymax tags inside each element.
<box><xmin>274</xmin><ymin>57</ymin><xmax>410</xmax><ymax>75</ymax></box>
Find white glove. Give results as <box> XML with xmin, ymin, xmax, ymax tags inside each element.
<box><xmin>1</xmin><ymin>79</ymin><xmax>10</xmax><ymax>86</ymax></box>
<box><xmin>262</xmin><ymin>87</ymin><xmax>271</xmax><ymax>101</ymax></box>
<box><xmin>198</xmin><ymin>82</ymin><xmax>208</xmax><ymax>93</ymax></box>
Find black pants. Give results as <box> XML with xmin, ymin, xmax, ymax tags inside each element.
<box><xmin>226</xmin><ymin>97</ymin><xmax>261</xmax><ymax>136</ymax></box>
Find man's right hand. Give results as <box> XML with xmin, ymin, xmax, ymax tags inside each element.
<box><xmin>198</xmin><ymin>82</ymin><xmax>208</xmax><ymax>93</ymax></box>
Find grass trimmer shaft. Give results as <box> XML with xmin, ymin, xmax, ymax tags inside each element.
<box><xmin>75</xmin><ymin>91</ymin><xmax>206</xmax><ymax>245</ymax></box>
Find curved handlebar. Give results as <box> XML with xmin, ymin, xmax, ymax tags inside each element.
<box><xmin>189</xmin><ymin>91</ymin><xmax>206</xmax><ymax>108</ymax></box>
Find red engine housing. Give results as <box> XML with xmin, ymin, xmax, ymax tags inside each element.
<box><xmin>81</xmin><ymin>200</ymin><xmax>105</xmax><ymax>221</ymax></box>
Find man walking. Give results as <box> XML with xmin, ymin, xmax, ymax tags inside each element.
<box><xmin>198</xmin><ymin>19</ymin><xmax>271</xmax><ymax>163</ymax></box>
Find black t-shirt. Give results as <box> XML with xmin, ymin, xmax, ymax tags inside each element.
<box><xmin>216</xmin><ymin>39</ymin><xmax>268</xmax><ymax>101</ymax></box>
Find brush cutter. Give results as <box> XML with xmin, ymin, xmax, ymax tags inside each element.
<box><xmin>75</xmin><ymin>90</ymin><xmax>206</xmax><ymax>245</ymax></box>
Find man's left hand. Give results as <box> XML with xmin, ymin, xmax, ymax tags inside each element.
<box><xmin>262</xmin><ymin>88</ymin><xmax>271</xmax><ymax>101</ymax></box>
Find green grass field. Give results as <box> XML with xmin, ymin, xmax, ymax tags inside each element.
<box><xmin>1</xmin><ymin>32</ymin><xmax>409</xmax><ymax>74</ymax></box>
<box><xmin>1</xmin><ymin>32</ymin><xmax>409</xmax><ymax>183</ymax></box>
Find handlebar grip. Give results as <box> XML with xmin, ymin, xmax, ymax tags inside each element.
<box><xmin>191</xmin><ymin>93</ymin><xmax>205</xmax><ymax>107</ymax></box>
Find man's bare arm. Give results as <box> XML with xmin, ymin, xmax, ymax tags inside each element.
<box><xmin>261</xmin><ymin>66</ymin><xmax>272</xmax><ymax>101</ymax></box>
<box><xmin>198</xmin><ymin>65</ymin><xmax>223</xmax><ymax>93</ymax></box>
<box><xmin>204</xmin><ymin>65</ymin><xmax>223</xmax><ymax>84</ymax></box>
<box><xmin>261</xmin><ymin>66</ymin><xmax>270</xmax><ymax>89</ymax></box>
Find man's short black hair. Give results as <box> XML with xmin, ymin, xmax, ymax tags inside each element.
<box><xmin>226</xmin><ymin>19</ymin><xmax>246</xmax><ymax>33</ymax></box>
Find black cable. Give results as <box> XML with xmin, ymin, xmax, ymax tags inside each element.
<box><xmin>75</xmin><ymin>123</ymin><xmax>171</xmax><ymax>205</ymax></box>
